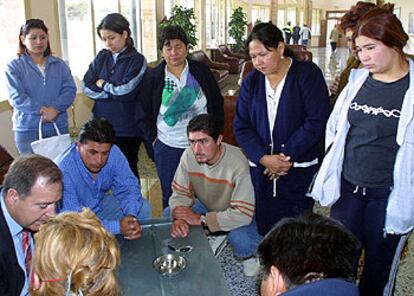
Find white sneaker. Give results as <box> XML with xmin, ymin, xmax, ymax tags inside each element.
<box><xmin>242</xmin><ymin>257</ymin><xmax>260</xmax><ymax>277</ymax></box>
<box><xmin>207</xmin><ymin>234</ymin><xmax>228</xmax><ymax>257</ymax></box>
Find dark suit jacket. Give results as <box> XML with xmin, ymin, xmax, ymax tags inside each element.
<box><xmin>0</xmin><ymin>200</ymin><xmax>25</xmax><ymax>296</ymax></box>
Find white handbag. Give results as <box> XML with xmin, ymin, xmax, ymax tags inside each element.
<box><xmin>31</xmin><ymin>120</ymin><xmax>71</xmax><ymax>160</ymax></box>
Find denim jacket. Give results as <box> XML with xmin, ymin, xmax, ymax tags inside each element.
<box><xmin>6</xmin><ymin>53</ymin><xmax>76</xmax><ymax>132</ymax></box>
<box><xmin>309</xmin><ymin>59</ymin><xmax>414</xmax><ymax>235</ymax></box>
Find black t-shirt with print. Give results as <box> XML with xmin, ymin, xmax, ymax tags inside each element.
<box><xmin>343</xmin><ymin>73</ymin><xmax>409</xmax><ymax>187</ymax></box>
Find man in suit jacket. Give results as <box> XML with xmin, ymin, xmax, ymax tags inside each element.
<box><xmin>0</xmin><ymin>155</ymin><xmax>62</xmax><ymax>296</ymax></box>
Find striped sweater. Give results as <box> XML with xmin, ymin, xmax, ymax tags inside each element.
<box><xmin>169</xmin><ymin>143</ymin><xmax>255</xmax><ymax>232</ymax></box>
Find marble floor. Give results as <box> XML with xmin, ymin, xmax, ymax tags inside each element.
<box><xmin>138</xmin><ymin>46</ymin><xmax>414</xmax><ymax>296</ymax></box>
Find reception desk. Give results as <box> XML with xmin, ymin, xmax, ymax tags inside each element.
<box><xmin>117</xmin><ymin>218</ymin><xmax>231</xmax><ymax>296</ymax></box>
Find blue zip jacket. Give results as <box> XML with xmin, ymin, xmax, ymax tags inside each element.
<box><xmin>83</xmin><ymin>47</ymin><xmax>147</xmax><ymax>137</ymax></box>
<box><xmin>282</xmin><ymin>278</ymin><xmax>358</xmax><ymax>295</ymax></box>
<box><xmin>6</xmin><ymin>53</ymin><xmax>76</xmax><ymax>132</ymax></box>
<box><xmin>234</xmin><ymin>60</ymin><xmax>329</xmax><ymax>165</ymax></box>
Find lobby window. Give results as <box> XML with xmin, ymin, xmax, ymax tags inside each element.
<box><xmin>0</xmin><ymin>0</ymin><xmax>25</xmax><ymax>102</ymax></box>
<box><xmin>58</xmin><ymin>0</ymin><xmax>158</xmax><ymax>80</ymax></box>
<box><xmin>311</xmin><ymin>9</ymin><xmax>321</xmax><ymax>36</ymax></box>
<box><xmin>206</xmin><ymin>0</ymin><xmax>226</xmax><ymax>48</ymax></box>
<box><xmin>252</xmin><ymin>5</ymin><xmax>270</xmax><ymax>24</ymax></box>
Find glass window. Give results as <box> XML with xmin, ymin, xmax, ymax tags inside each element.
<box><xmin>60</xmin><ymin>0</ymin><xmax>94</xmax><ymax>78</ymax></box>
<box><xmin>59</xmin><ymin>0</ymin><xmax>159</xmax><ymax>82</ymax></box>
<box><xmin>287</xmin><ymin>7</ymin><xmax>296</xmax><ymax>24</ymax></box>
<box><xmin>0</xmin><ymin>0</ymin><xmax>25</xmax><ymax>102</ymax></box>
<box><xmin>252</xmin><ymin>5</ymin><xmax>270</xmax><ymax>23</ymax></box>
<box><xmin>93</xmin><ymin>0</ymin><xmax>118</xmax><ymax>53</ymax></box>
<box><xmin>277</xmin><ymin>9</ymin><xmax>285</xmax><ymax>28</ymax></box>
<box><xmin>140</xmin><ymin>0</ymin><xmax>157</xmax><ymax>62</ymax></box>
<box><xmin>311</xmin><ymin>8</ymin><xmax>321</xmax><ymax>36</ymax></box>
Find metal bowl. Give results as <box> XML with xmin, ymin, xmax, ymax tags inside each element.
<box><xmin>153</xmin><ymin>253</ymin><xmax>187</xmax><ymax>276</ymax></box>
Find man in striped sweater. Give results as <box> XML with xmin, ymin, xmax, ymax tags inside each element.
<box><xmin>169</xmin><ymin>114</ymin><xmax>260</xmax><ymax>276</ymax></box>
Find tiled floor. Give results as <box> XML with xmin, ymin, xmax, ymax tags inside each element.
<box><xmin>138</xmin><ymin>46</ymin><xmax>413</xmax><ymax>295</ymax></box>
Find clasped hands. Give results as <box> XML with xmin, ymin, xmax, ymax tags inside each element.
<box><xmin>170</xmin><ymin>206</ymin><xmax>202</xmax><ymax>238</ymax></box>
<box><xmin>40</xmin><ymin>106</ymin><xmax>59</xmax><ymax>122</ymax></box>
<box><xmin>120</xmin><ymin>215</ymin><xmax>142</xmax><ymax>240</ymax></box>
<box><xmin>260</xmin><ymin>153</ymin><xmax>292</xmax><ymax>180</ymax></box>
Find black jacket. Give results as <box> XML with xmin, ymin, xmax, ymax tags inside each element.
<box><xmin>137</xmin><ymin>59</ymin><xmax>224</xmax><ymax>142</ymax></box>
<box><xmin>0</xmin><ymin>197</ymin><xmax>25</xmax><ymax>296</ymax></box>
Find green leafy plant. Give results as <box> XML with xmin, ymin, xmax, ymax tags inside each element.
<box><xmin>228</xmin><ymin>7</ymin><xmax>248</xmax><ymax>52</ymax></box>
<box><xmin>160</xmin><ymin>5</ymin><xmax>198</xmax><ymax>48</ymax></box>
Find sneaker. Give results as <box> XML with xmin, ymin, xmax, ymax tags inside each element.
<box><xmin>207</xmin><ymin>234</ymin><xmax>228</xmax><ymax>257</ymax></box>
<box><xmin>242</xmin><ymin>257</ymin><xmax>260</xmax><ymax>277</ymax></box>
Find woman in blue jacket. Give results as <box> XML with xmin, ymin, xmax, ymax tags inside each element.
<box><xmin>83</xmin><ymin>13</ymin><xmax>147</xmax><ymax>179</ymax></box>
<box><xmin>6</xmin><ymin>19</ymin><xmax>76</xmax><ymax>155</ymax></box>
<box><xmin>233</xmin><ymin>23</ymin><xmax>329</xmax><ymax>236</ymax></box>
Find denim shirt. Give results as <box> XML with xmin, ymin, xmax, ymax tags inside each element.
<box><xmin>56</xmin><ymin>143</ymin><xmax>144</xmax><ymax>234</ymax></box>
<box><xmin>5</xmin><ymin>53</ymin><xmax>76</xmax><ymax>132</ymax></box>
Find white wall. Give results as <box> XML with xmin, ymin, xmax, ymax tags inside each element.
<box><xmin>0</xmin><ymin>0</ymin><xmax>93</xmax><ymax>158</ymax></box>
<box><xmin>312</xmin><ymin>0</ymin><xmax>364</xmax><ymax>11</ymax></box>
<box><xmin>393</xmin><ymin>0</ymin><xmax>414</xmax><ymax>54</ymax></box>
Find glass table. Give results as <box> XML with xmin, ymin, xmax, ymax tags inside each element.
<box><xmin>117</xmin><ymin>218</ymin><xmax>231</xmax><ymax>296</ymax></box>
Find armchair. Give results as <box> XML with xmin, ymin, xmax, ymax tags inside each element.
<box><xmin>191</xmin><ymin>50</ymin><xmax>230</xmax><ymax>89</ymax></box>
<box><xmin>287</xmin><ymin>45</ymin><xmax>313</xmax><ymax>61</ymax></box>
<box><xmin>218</xmin><ymin>44</ymin><xmax>249</xmax><ymax>60</ymax></box>
<box><xmin>211</xmin><ymin>48</ymin><xmax>244</xmax><ymax>74</ymax></box>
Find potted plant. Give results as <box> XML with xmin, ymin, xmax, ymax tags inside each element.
<box><xmin>228</xmin><ymin>7</ymin><xmax>248</xmax><ymax>52</ymax></box>
<box><xmin>160</xmin><ymin>5</ymin><xmax>198</xmax><ymax>48</ymax></box>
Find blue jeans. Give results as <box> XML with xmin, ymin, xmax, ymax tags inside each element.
<box><xmin>97</xmin><ymin>194</ymin><xmax>152</xmax><ymax>221</ymax></box>
<box><xmin>165</xmin><ymin>200</ymin><xmax>262</xmax><ymax>258</ymax></box>
<box><xmin>153</xmin><ymin>139</ymin><xmax>185</xmax><ymax>209</ymax></box>
<box><xmin>14</xmin><ymin>126</ymin><xmax>69</xmax><ymax>155</ymax></box>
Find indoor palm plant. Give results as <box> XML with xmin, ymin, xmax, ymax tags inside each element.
<box><xmin>228</xmin><ymin>7</ymin><xmax>248</xmax><ymax>52</ymax></box>
<box><xmin>160</xmin><ymin>5</ymin><xmax>198</xmax><ymax>48</ymax></box>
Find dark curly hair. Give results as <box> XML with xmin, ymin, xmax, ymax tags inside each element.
<box><xmin>339</xmin><ymin>1</ymin><xmax>378</xmax><ymax>33</ymax></box>
<box><xmin>187</xmin><ymin>114</ymin><xmax>223</xmax><ymax>141</ymax></box>
<box><xmin>79</xmin><ymin>118</ymin><xmax>116</xmax><ymax>144</ymax></box>
<box><xmin>258</xmin><ymin>214</ymin><xmax>359</xmax><ymax>289</ymax></box>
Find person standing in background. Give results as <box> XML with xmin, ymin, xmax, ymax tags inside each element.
<box><xmin>292</xmin><ymin>24</ymin><xmax>301</xmax><ymax>45</ymax></box>
<box><xmin>83</xmin><ymin>13</ymin><xmax>148</xmax><ymax>180</ymax></box>
<box><xmin>329</xmin><ymin>24</ymin><xmax>340</xmax><ymax>53</ymax></box>
<box><xmin>329</xmin><ymin>1</ymin><xmax>378</xmax><ymax>105</ymax></box>
<box><xmin>282</xmin><ymin>22</ymin><xmax>292</xmax><ymax>45</ymax></box>
<box><xmin>6</xmin><ymin>19</ymin><xmax>76</xmax><ymax>155</ymax></box>
<box><xmin>299</xmin><ymin>24</ymin><xmax>312</xmax><ymax>48</ymax></box>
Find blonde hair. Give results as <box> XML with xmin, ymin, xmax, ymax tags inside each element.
<box><xmin>30</xmin><ymin>209</ymin><xmax>120</xmax><ymax>296</ymax></box>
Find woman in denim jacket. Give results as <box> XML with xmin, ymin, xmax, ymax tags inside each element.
<box><xmin>6</xmin><ymin>19</ymin><xmax>76</xmax><ymax>155</ymax></box>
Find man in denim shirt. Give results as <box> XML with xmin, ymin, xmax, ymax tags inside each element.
<box><xmin>56</xmin><ymin>118</ymin><xmax>151</xmax><ymax>239</ymax></box>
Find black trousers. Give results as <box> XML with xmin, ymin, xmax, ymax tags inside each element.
<box><xmin>115</xmin><ymin>136</ymin><xmax>154</xmax><ymax>181</ymax></box>
<box><xmin>331</xmin><ymin>177</ymin><xmax>405</xmax><ymax>296</ymax></box>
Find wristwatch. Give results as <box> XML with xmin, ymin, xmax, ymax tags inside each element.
<box><xmin>199</xmin><ymin>215</ymin><xmax>207</xmax><ymax>227</ymax></box>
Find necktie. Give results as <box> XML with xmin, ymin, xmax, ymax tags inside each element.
<box><xmin>22</xmin><ymin>230</ymin><xmax>32</xmax><ymax>276</ymax></box>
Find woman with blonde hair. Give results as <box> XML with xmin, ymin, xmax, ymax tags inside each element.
<box><xmin>30</xmin><ymin>209</ymin><xmax>120</xmax><ymax>296</ymax></box>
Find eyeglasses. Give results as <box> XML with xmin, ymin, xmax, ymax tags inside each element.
<box><xmin>167</xmin><ymin>244</ymin><xmax>193</xmax><ymax>253</ymax></box>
